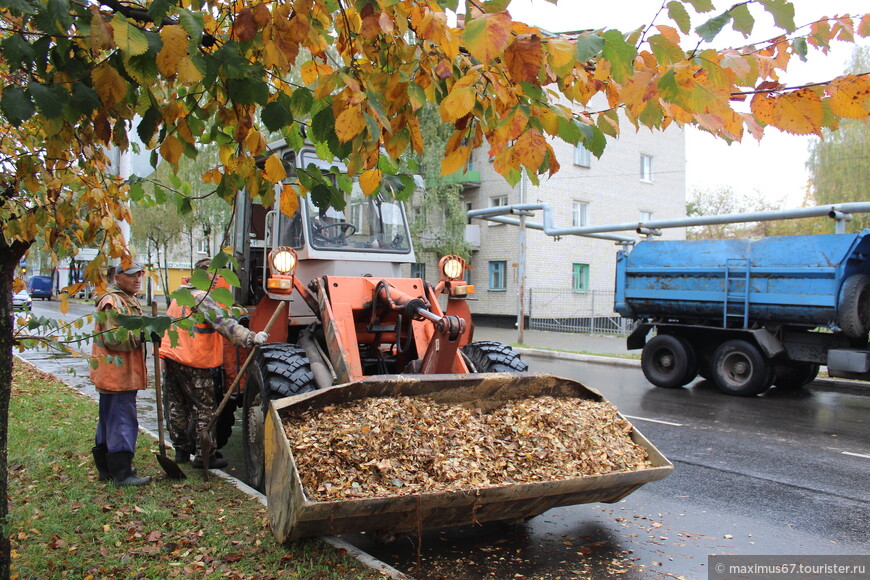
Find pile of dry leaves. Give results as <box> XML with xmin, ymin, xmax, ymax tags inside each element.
<box><xmin>283</xmin><ymin>395</ymin><xmax>651</xmax><ymax>502</ymax></box>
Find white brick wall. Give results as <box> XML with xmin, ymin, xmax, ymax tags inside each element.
<box><xmin>464</xmin><ymin>111</ymin><xmax>686</xmax><ymax>316</ymax></box>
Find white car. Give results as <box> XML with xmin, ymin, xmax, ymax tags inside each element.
<box><xmin>13</xmin><ymin>289</ymin><xmax>32</xmax><ymax>310</ymax></box>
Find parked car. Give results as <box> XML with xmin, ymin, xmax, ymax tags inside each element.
<box><xmin>13</xmin><ymin>289</ymin><xmax>32</xmax><ymax>310</ymax></box>
<box><xmin>26</xmin><ymin>275</ymin><xmax>53</xmax><ymax>300</ymax></box>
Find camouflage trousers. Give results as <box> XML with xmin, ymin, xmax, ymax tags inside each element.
<box><xmin>162</xmin><ymin>358</ymin><xmax>221</xmax><ymax>456</ymax></box>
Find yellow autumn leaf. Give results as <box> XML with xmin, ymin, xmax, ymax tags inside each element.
<box><xmin>264</xmin><ymin>153</ymin><xmax>287</xmax><ymax>183</ymax></box>
<box><xmin>280</xmin><ymin>184</ymin><xmax>299</xmax><ymax>217</ymax></box>
<box><xmin>160</xmin><ymin>135</ymin><xmax>184</xmax><ymax>167</ymax></box>
<box><xmin>92</xmin><ymin>64</ymin><xmax>127</xmax><ymax>107</ymax></box>
<box><xmin>300</xmin><ymin>61</ymin><xmax>320</xmax><ymax>86</ymax></box>
<box><xmin>157</xmin><ymin>25</ymin><xmax>188</xmax><ymax>77</ymax></box>
<box><xmin>359</xmin><ymin>168</ymin><xmax>382</xmax><ymax>196</ymax></box>
<box><xmin>750</xmin><ymin>92</ymin><xmax>776</xmax><ymax>125</ymax></box>
<box><xmin>770</xmin><ymin>88</ymin><xmax>824</xmax><ymax>135</ymax></box>
<box><xmin>59</xmin><ymin>293</ymin><xmax>70</xmax><ymax>315</ymax></box>
<box><xmin>89</xmin><ymin>7</ymin><xmax>114</xmax><ymax>53</ymax></box>
<box><xmin>245</xmin><ymin>129</ymin><xmax>266</xmax><ymax>156</ymax></box>
<box><xmin>177</xmin><ymin>56</ymin><xmax>204</xmax><ymax>85</ymax></box>
<box><xmin>111</xmin><ymin>14</ymin><xmax>148</xmax><ymax>56</ymax></box>
<box><xmin>440</xmin><ymin>145</ymin><xmax>470</xmax><ymax>176</ymax></box>
<box><xmin>829</xmin><ymin>75</ymin><xmax>870</xmax><ymax>119</ymax></box>
<box><xmin>335</xmin><ymin>106</ymin><xmax>367</xmax><ymax>142</ymax></box>
<box><xmin>547</xmin><ymin>38</ymin><xmax>575</xmax><ymax>77</ymax></box>
<box><xmin>439</xmin><ymin>85</ymin><xmax>476</xmax><ymax>123</ymax></box>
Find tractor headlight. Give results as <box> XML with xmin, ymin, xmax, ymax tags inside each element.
<box><xmin>440</xmin><ymin>255</ymin><xmax>466</xmax><ymax>281</ymax></box>
<box><xmin>270</xmin><ymin>247</ymin><xmax>298</xmax><ymax>275</ymax></box>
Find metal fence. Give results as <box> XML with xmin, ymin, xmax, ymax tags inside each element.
<box><xmin>527</xmin><ymin>287</ymin><xmax>634</xmax><ymax>336</ymax></box>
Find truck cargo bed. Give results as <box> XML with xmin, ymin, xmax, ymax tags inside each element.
<box><xmin>265</xmin><ymin>373</ymin><xmax>673</xmax><ymax>542</ymax></box>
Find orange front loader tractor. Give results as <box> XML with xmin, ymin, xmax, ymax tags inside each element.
<box><xmin>222</xmin><ymin>142</ymin><xmax>671</xmax><ymax>541</ymax></box>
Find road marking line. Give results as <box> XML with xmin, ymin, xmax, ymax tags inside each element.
<box><xmin>622</xmin><ymin>414</ymin><xmax>684</xmax><ymax>427</ymax></box>
<box><xmin>841</xmin><ymin>451</ymin><xmax>870</xmax><ymax>459</ymax></box>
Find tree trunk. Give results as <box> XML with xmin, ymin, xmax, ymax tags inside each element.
<box><xmin>0</xmin><ymin>238</ymin><xmax>31</xmax><ymax>580</ymax></box>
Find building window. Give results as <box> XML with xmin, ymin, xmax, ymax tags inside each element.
<box><xmin>196</xmin><ymin>238</ymin><xmax>209</xmax><ymax>255</ymax></box>
<box><xmin>574</xmin><ymin>145</ymin><xmax>591</xmax><ymax>168</ymax></box>
<box><xmin>466</xmin><ymin>202</ymin><xmax>473</xmax><ymax>225</ymax></box>
<box><xmin>410</xmin><ymin>263</ymin><xmax>425</xmax><ymax>279</ymax></box>
<box><xmin>489</xmin><ymin>261</ymin><xmax>506</xmax><ymax>291</ymax></box>
<box><xmin>572</xmin><ymin>201</ymin><xmax>589</xmax><ymax>227</ymax></box>
<box><xmin>640</xmin><ymin>154</ymin><xmax>654</xmax><ymax>183</ymax></box>
<box><xmin>489</xmin><ymin>195</ymin><xmax>508</xmax><ymax>226</ymax></box>
<box><xmin>572</xmin><ymin>263</ymin><xmax>589</xmax><ymax>293</ymax></box>
<box><xmin>639</xmin><ymin>210</ymin><xmax>653</xmax><ymax>223</ymax></box>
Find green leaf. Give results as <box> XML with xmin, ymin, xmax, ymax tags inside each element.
<box><xmin>685</xmin><ymin>0</ymin><xmax>714</xmax><ymax>12</ymax></box>
<box><xmin>190</xmin><ymin>269</ymin><xmax>212</xmax><ymax>292</ymax></box>
<box><xmin>310</xmin><ymin>183</ymin><xmax>332</xmax><ymax>210</ymax></box>
<box><xmin>37</xmin><ymin>0</ymin><xmax>73</xmax><ymax>35</ymax></box>
<box><xmin>759</xmin><ymin>0</ymin><xmax>796</xmax><ymax>33</ymax></box>
<box><xmin>574</xmin><ymin>32</ymin><xmax>604</xmax><ymax>63</ymax></box>
<box><xmin>29</xmin><ymin>82</ymin><xmax>68</xmax><ymax>118</ymax></box>
<box><xmin>792</xmin><ymin>37</ymin><xmax>808</xmax><ymax>61</ymax></box>
<box><xmin>137</xmin><ymin>106</ymin><xmax>160</xmax><ymax>144</ymax></box>
<box><xmin>115</xmin><ymin>313</ymin><xmax>145</xmax><ymax>330</ymax></box>
<box><xmin>601</xmin><ymin>30</ymin><xmax>636</xmax><ymax>84</ymax></box>
<box><xmin>556</xmin><ymin>117</ymin><xmax>582</xmax><ymax>145</ymax></box>
<box><xmin>2</xmin><ymin>34</ymin><xmax>35</xmax><ymax>69</ymax></box>
<box><xmin>666</xmin><ymin>1</ymin><xmax>691</xmax><ymax>34</ymax></box>
<box><xmin>696</xmin><ymin>12</ymin><xmax>731</xmax><ymax>42</ymax></box>
<box><xmin>68</xmin><ymin>82</ymin><xmax>100</xmax><ymax>117</ymax></box>
<box><xmin>175</xmin><ymin>192</ymin><xmax>193</xmax><ymax>215</ymax></box>
<box><xmin>648</xmin><ymin>34</ymin><xmax>685</xmax><ymax>66</ymax></box>
<box><xmin>311</xmin><ymin>106</ymin><xmax>335</xmax><ymax>144</ymax></box>
<box><xmin>171</xmin><ymin>287</ymin><xmax>196</xmax><ymax>307</ymax></box>
<box><xmin>218</xmin><ymin>268</ymin><xmax>240</xmax><ymax>288</ymax></box>
<box><xmin>227</xmin><ymin>78</ymin><xmax>269</xmax><ymax>106</ymax></box>
<box><xmin>638</xmin><ymin>99</ymin><xmax>664</xmax><ymax>128</ymax></box>
<box><xmin>261</xmin><ymin>99</ymin><xmax>292</xmax><ymax>132</ymax></box>
<box><xmin>1</xmin><ymin>86</ymin><xmax>35</xmax><ymax>125</ymax></box>
<box><xmin>289</xmin><ymin>88</ymin><xmax>314</xmax><ymax>117</ymax></box>
<box><xmin>577</xmin><ymin>123</ymin><xmax>606</xmax><ymax>158</ymax></box>
<box><xmin>0</xmin><ymin>0</ymin><xmax>37</xmax><ymax>15</ymax></box>
<box><xmin>177</xmin><ymin>9</ymin><xmax>205</xmax><ymax>46</ymax></box>
<box><xmin>214</xmin><ymin>42</ymin><xmax>253</xmax><ymax>79</ymax></box>
<box><xmin>148</xmin><ymin>0</ymin><xmax>171</xmax><ymax>24</ymax></box>
<box><xmin>210</xmin><ymin>251</ymin><xmax>231</xmax><ymax>271</ymax></box>
<box><xmin>729</xmin><ymin>3</ymin><xmax>754</xmax><ymax>37</ymax></box>
<box><xmin>210</xmin><ymin>287</ymin><xmax>235</xmax><ymax>307</ymax></box>
<box><xmin>144</xmin><ymin>315</ymin><xmax>173</xmax><ymax>336</ymax></box>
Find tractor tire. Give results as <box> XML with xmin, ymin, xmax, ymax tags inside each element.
<box><xmin>711</xmin><ymin>339</ymin><xmax>774</xmax><ymax>397</ymax></box>
<box><xmin>243</xmin><ymin>344</ymin><xmax>316</xmax><ymax>492</ymax></box>
<box><xmin>838</xmin><ymin>274</ymin><xmax>870</xmax><ymax>338</ymax></box>
<box><xmin>641</xmin><ymin>334</ymin><xmax>697</xmax><ymax>388</ymax></box>
<box><xmin>460</xmin><ymin>341</ymin><xmax>528</xmax><ymax>373</ymax></box>
<box><xmin>773</xmin><ymin>362</ymin><xmax>820</xmax><ymax>391</ymax></box>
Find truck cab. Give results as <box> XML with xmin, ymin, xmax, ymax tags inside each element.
<box><xmin>232</xmin><ymin>144</ymin><xmax>416</xmax><ymax>326</ymax></box>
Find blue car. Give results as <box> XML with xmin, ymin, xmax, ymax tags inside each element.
<box><xmin>26</xmin><ymin>276</ymin><xmax>53</xmax><ymax>300</ymax></box>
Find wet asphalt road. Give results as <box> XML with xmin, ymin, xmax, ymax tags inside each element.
<box><xmin>17</xmin><ymin>301</ymin><xmax>870</xmax><ymax>579</ymax></box>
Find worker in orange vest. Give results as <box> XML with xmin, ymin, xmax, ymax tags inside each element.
<box><xmin>90</xmin><ymin>261</ymin><xmax>152</xmax><ymax>487</ymax></box>
<box><xmin>160</xmin><ymin>258</ymin><xmax>268</xmax><ymax>468</ymax></box>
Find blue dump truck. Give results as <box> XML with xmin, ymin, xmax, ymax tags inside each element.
<box><xmin>615</xmin><ymin>231</ymin><xmax>870</xmax><ymax>396</ymax></box>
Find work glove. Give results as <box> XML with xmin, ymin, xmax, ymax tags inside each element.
<box><xmin>253</xmin><ymin>331</ymin><xmax>269</xmax><ymax>346</ymax></box>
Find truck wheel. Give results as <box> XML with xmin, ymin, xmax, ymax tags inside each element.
<box><xmin>711</xmin><ymin>340</ymin><xmax>774</xmax><ymax>396</ymax></box>
<box><xmin>838</xmin><ymin>274</ymin><xmax>870</xmax><ymax>338</ymax></box>
<box><xmin>641</xmin><ymin>335</ymin><xmax>697</xmax><ymax>388</ymax></box>
<box><xmin>243</xmin><ymin>344</ymin><xmax>316</xmax><ymax>492</ymax></box>
<box><xmin>773</xmin><ymin>362</ymin><xmax>820</xmax><ymax>390</ymax></box>
<box><xmin>460</xmin><ymin>341</ymin><xmax>528</xmax><ymax>372</ymax></box>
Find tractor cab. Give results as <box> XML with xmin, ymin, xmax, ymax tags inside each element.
<box><xmin>233</xmin><ymin>144</ymin><xmax>416</xmax><ymax>322</ymax></box>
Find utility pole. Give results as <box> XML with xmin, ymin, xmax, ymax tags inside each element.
<box><xmin>517</xmin><ymin>170</ymin><xmax>526</xmax><ymax>345</ymax></box>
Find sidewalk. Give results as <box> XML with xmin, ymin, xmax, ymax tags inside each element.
<box><xmin>473</xmin><ymin>324</ymin><xmax>632</xmax><ymax>356</ymax></box>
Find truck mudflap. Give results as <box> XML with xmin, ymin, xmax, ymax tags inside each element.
<box><xmin>264</xmin><ymin>373</ymin><xmax>673</xmax><ymax>543</ymax></box>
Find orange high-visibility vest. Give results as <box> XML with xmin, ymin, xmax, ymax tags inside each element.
<box><xmin>160</xmin><ymin>291</ymin><xmax>223</xmax><ymax>369</ymax></box>
<box><xmin>90</xmin><ymin>292</ymin><xmax>147</xmax><ymax>392</ymax></box>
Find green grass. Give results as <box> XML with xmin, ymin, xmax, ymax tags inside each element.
<box><xmin>8</xmin><ymin>361</ymin><xmax>386</xmax><ymax>580</ymax></box>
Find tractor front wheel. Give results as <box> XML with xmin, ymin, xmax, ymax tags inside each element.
<box><xmin>242</xmin><ymin>344</ymin><xmax>316</xmax><ymax>492</ymax></box>
<box><xmin>461</xmin><ymin>341</ymin><xmax>528</xmax><ymax>373</ymax></box>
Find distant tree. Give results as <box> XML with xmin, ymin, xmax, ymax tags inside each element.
<box><xmin>808</xmin><ymin>47</ymin><xmax>870</xmax><ymax>232</ymax></box>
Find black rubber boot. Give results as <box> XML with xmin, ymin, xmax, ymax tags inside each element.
<box><xmin>106</xmin><ymin>452</ymin><xmax>152</xmax><ymax>487</ymax></box>
<box><xmin>192</xmin><ymin>454</ymin><xmax>228</xmax><ymax>469</ymax></box>
<box><xmin>91</xmin><ymin>446</ymin><xmax>111</xmax><ymax>481</ymax></box>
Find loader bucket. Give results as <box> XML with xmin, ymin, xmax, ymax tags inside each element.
<box><xmin>264</xmin><ymin>373</ymin><xmax>672</xmax><ymax>543</ymax></box>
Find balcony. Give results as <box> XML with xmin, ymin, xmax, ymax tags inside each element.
<box><xmin>442</xmin><ymin>169</ymin><xmax>481</xmax><ymax>188</ymax></box>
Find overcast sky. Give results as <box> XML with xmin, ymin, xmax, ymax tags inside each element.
<box><xmin>506</xmin><ymin>0</ymin><xmax>869</xmax><ymax>207</ymax></box>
